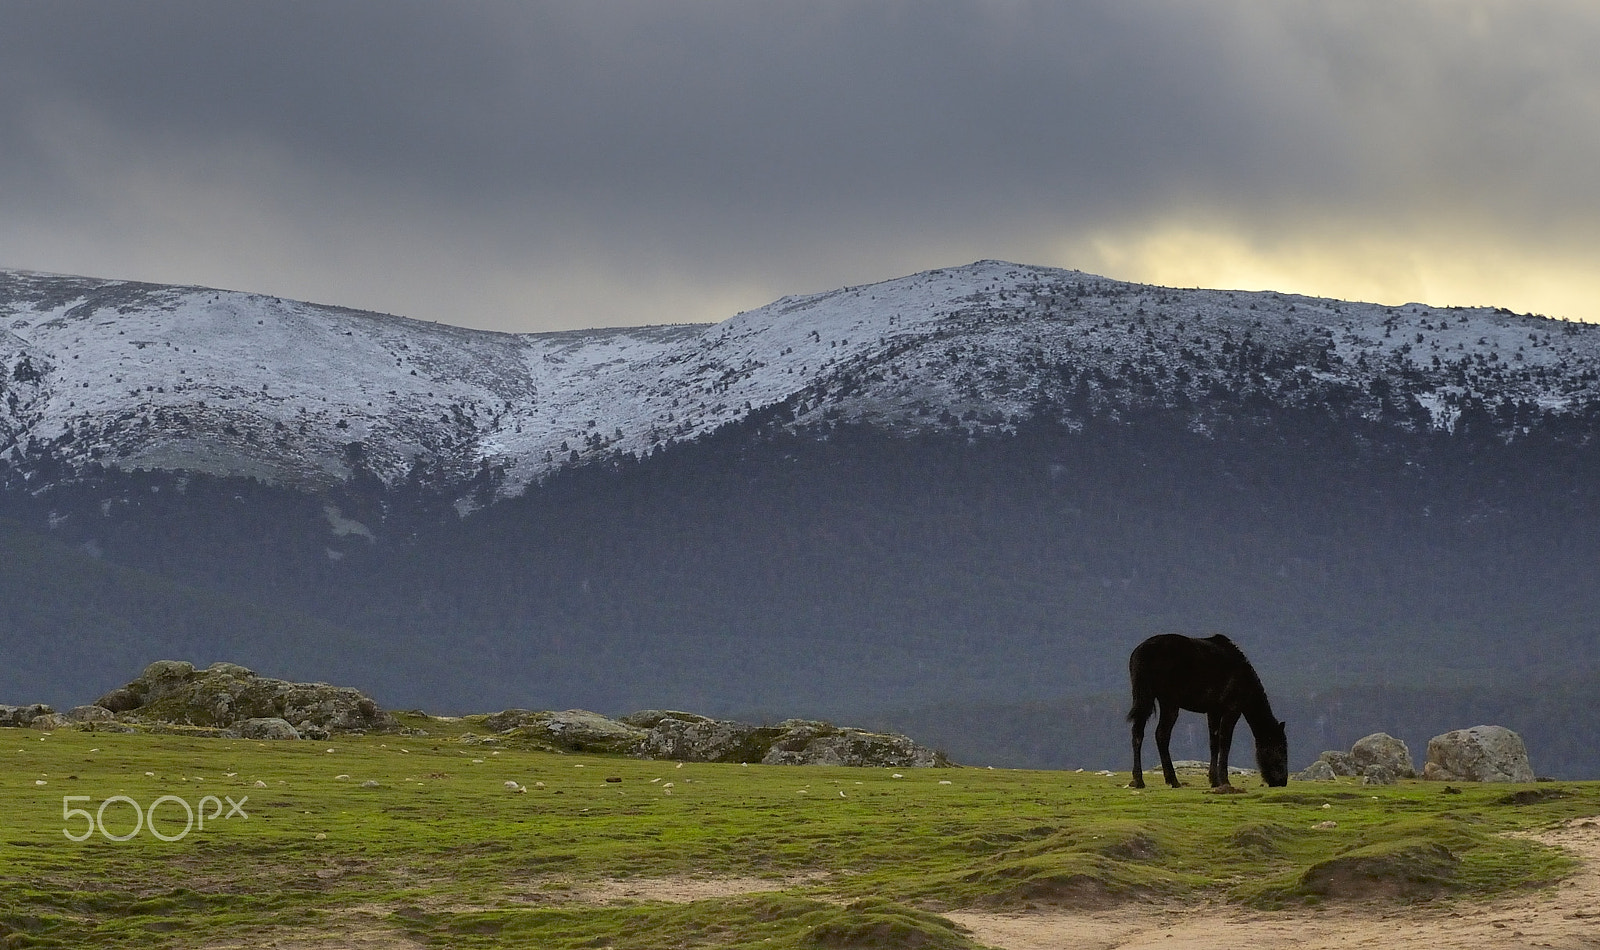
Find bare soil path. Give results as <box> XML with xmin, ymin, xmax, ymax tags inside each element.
<box><xmin>949</xmin><ymin>817</ymin><xmax>1600</xmax><ymax>950</ymax></box>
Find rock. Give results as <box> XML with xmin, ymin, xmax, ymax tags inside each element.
<box><xmin>30</xmin><ymin>713</ymin><xmax>71</xmax><ymax>730</ymax></box>
<box><xmin>617</xmin><ymin>709</ymin><xmax>713</xmax><ymax>729</ymax></box>
<box><xmin>0</xmin><ymin>703</ymin><xmax>56</xmax><ymax>727</ymax></box>
<box><xmin>482</xmin><ymin>708</ymin><xmax>539</xmax><ymax>733</ymax></box>
<box><xmin>1169</xmin><ymin>759</ymin><xmax>1255</xmax><ymax>777</ymax></box>
<box><xmin>496</xmin><ymin>709</ymin><xmax>647</xmax><ymax>754</ymax></box>
<box><xmin>759</xmin><ymin>723</ymin><xmax>946</xmax><ymax>767</ymax></box>
<box><xmin>238</xmin><ymin>717</ymin><xmax>302</xmax><ymax>740</ymax></box>
<box><xmin>624</xmin><ymin>713</ymin><xmax>948</xmax><ymax>766</ymax></box>
<box><xmin>636</xmin><ymin>716</ymin><xmax>773</xmax><ymax>762</ymax></box>
<box><xmin>101</xmin><ymin>660</ymin><xmax>397</xmax><ymax>734</ymax></box>
<box><xmin>64</xmin><ymin>705</ymin><xmax>117</xmax><ymax>723</ymax></box>
<box><xmin>94</xmin><ymin>687</ymin><xmax>142</xmax><ymax>713</ymax></box>
<box><xmin>1317</xmin><ymin>750</ymin><xmax>1359</xmax><ymax>776</ymax></box>
<box><xmin>1424</xmin><ymin>726</ymin><xmax>1534</xmax><ymax>782</ymax></box>
<box><xmin>1362</xmin><ymin>765</ymin><xmax>1398</xmax><ymax>785</ymax></box>
<box><xmin>1350</xmin><ymin>733</ymin><xmax>1415</xmax><ymax>778</ymax></box>
<box><xmin>1293</xmin><ymin>760</ymin><xmax>1338</xmax><ymax>782</ymax></box>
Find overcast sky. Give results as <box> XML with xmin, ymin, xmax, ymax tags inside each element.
<box><xmin>3</xmin><ymin>1</ymin><xmax>1598</xmax><ymax>331</ymax></box>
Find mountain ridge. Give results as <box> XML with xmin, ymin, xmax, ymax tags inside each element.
<box><xmin>7</xmin><ymin>261</ymin><xmax>1599</xmax><ymax>499</ymax></box>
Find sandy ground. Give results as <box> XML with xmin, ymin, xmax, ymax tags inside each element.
<box><xmin>948</xmin><ymin>817</ymin><xmax>1600</xmax><ymax>950</ymax></box>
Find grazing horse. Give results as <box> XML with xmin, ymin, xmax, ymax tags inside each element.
<box><xmin>1127</xmin><ymin>634</ymin><xmax>1288</xmax><ymax>789</ymax></box>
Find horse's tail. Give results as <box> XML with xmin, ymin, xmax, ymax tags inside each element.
<box><xmin>1127</xmin><ymin>641</ymin><xmax>1152</xmax><ymax>723</ymax></box>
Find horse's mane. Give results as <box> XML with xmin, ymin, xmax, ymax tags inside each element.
<box><xmin>1204</xmin><ymin>633</ymin><xmax>1248</xmax><ymax>661</ymax></box>
<box><xmin>1205</xmin><ymin>634</ymin><xmax>1267</xmax><ymax>690</ymax></box>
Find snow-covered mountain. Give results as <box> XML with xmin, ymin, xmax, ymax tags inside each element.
<box><xmin>5</xmin><ymin>261</ymin><xmax>1599</xmax><ymax>497</ymax></box>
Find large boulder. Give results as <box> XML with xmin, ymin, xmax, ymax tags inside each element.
<box><xmin>102</xmin><ymin>660</ymin><xmax>397</xmax><ymax>734</ymax></box>
<box><xmin>1350</xmin><ymin>733</ymin><xmax>1415</xmax><ymax>778</ymax></box>
<box><xmin>1423</xmin><ymin>726</ymin><xmax>1535</xmax><ymax>782</ymax></box>
<box><xmin>1362</xmin><ymin>765</ymin><xmax>1399</xmax><ymax>786</ymax></box>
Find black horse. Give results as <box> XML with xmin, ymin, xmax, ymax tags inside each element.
<box><xmin>1127</xmin><ymin>634</ymin><xmax>1289</xmax><ymax>789</ymax></box>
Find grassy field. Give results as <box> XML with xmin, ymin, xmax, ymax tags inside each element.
<box><xmin>1</xmin><ymin>713</ymin><xmax>1595</xmax><ymax>949</ymax></box>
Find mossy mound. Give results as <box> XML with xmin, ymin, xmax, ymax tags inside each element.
<box><xmin>1300</xmin><ymin>839</ymin><xmax>1461</xmax><ymax>899</ymax></box>
<box><xmin>801</xmin><ymin>900</ymin><xmax>974</xmax><ymax>949</ymax></box>
<box><xmin>1231</xmin><ymin>822</ymin><xmax>1300</xmax><ymax>857</ymax></box>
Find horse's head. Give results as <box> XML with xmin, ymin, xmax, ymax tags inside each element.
<box><xmin>1256</xmin><ymin>720</ymin><xmax>1289</xmax><ymax>787</ymax></box>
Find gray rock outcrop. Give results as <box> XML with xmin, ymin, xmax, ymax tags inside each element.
<box><xmin>636</xmin><ymin>716</ymin><xmax>774</xmax><ymax>762</ymax></box>
<box><xmin>482</xmin><ymin>708</ymin><xmax>949</xmax><ymax>766</ymax></box>
<box><xmin>0</xmin><ymin>703</ymin><xmax>55</xmax><ymax>727</ymax></box>
<box><xmin>1423</xmin><ymin>725</ymin><xmax>1535</xmax><ymax>782</ymax></box>
<box><xmin>1350</xmin><ymin>733</ymin><xmax>1415</xmax><ymax>778</ymax></box>
<box><xmin>489</xmin><ymin>709</ymin><xmax>648</xmax><ymax>754</ymax></box>
<box><xmin>64</xmin><ymin>705</ymin><xmax>117</xmax><ymax>723</ymax></box>
<box><xmin>98</xmin><ymin>660</ymin><xmax>397</xmax><ymax>734</ymax></box>
<box><xmin>758</xmin><ymin>720</ymin><xmax>946</xmax><ymax>767</ymax></box>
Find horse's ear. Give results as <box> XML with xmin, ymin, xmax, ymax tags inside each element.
<box><xmin>1278</xmin><ymin>720</ymin><xmax>1287</xmax><ymax>732</ymax></box>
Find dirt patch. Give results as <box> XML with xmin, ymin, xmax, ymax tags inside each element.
<box><xmin>949</xmin><ymin>816</ymin><xmax>1600</xmax><ymax>950</ymax></box>
<box><xmin>200</xmin><ymin>911</ymin><xmax>426</xmax><ymax>950</ymax></box>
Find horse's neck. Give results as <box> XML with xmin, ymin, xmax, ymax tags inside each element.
<box><xmin>1240</xmin><ymin>690</ymin><xmax>1278</xmax><ymax>735</ymax></box>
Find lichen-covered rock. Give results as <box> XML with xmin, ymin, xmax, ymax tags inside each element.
<box><xmin>634</xmin><ymin>716</ymin><xmax>777</xmax><ymax>762</ymax></box>
<box><xmin>0</xmin><ymin>703</ymin><xmax>55</xmax><ymax>727</ymax></box>
<box><xmin>102</xmin><ymin>660</ymin><xmax>397</xmax><ymax>734</ymax></box>
<box><xmin>1351</xmin><ymin>733</ymin><xmax>1415</xmax><ymax>778</ymax></box>
<box><xmin>1293</xmin><ymin>760</ymin><xmax>1338</xmax><ymax>782</ymax></box>
<box><xmin>761</xmin><ymin>726</ymin><xmax>946</xmax><ymax>767</ymax></box>
<box><xmin>1424</xmin><ymin>726</ymin><xmax>1535</xmax><ymax>782</ymax></box>
<box><xmin>239</xmin><ymin>717</ymin><xmax>301</xmax><ymax>740</ymax></box>
<box><xmin>494</xmin><ymin>709</ymin><xmax>647</xmax><ymax>754</ymax></box>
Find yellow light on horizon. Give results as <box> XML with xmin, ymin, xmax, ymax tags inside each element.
<box><xmin>1068</xmin><ymin>222</ymin><xmax>1600</xmax><ymax>323</ymax></box>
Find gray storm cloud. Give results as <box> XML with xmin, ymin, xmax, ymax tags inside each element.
<box><xmin>2</xmin><ymin>1</ymin><xmax>1597</xmax><ymax>329</ymax></box>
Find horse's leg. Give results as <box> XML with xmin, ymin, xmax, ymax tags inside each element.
<box><xmin>1214</xmin><ymin>712</ymin><xmax>1240</xmax><ymax>787</ymax></box>
<box><xmin>1207</xmin><ymin>711</ymin><xmax>1224</xmax><ymax>788</ymax></box>
<box><xmin>1128</xmin><ymin>697</ymin><xmax>1154</xmax><ymax>789</ymax></box>
<box><xmin>1155</xmin><ymin>701</ymin><xmax>1183</xmax><ymax>788</ymax></box>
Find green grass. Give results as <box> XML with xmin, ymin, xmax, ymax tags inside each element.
<box><xmin>0</xmin><ymin>716</ymin><xmax>1594</xmax><ymax>948</ymax></box>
